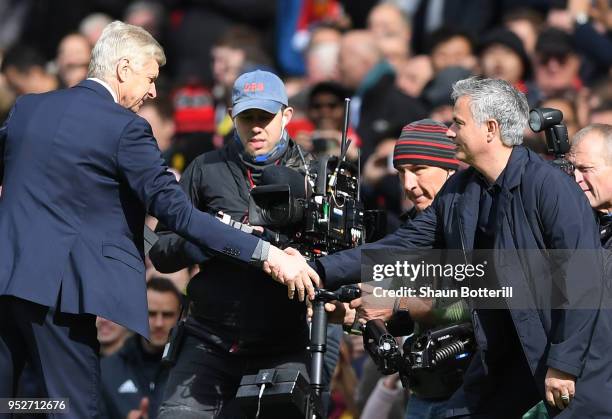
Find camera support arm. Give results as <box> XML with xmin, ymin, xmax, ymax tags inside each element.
<box><xmin>310</xmin><ymin>286</ymin><xmax>361</xmax><ymax>396</ymax></box>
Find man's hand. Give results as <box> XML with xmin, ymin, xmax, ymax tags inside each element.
<box><xmin>545</xmin><ymin>367</ymin><xmax>576</xmax><ymax>410</ymax></box>
<box><xmin>325</xmin><ymin>301</ymin><xmax>356</xmax><ymax>326</ymax></box>
<box><xmin>263</xmin><ymin>246</ymin><xmax>319</xmax><ymax>301</ymax></box>
<box><xmin>349</xmin><ymin>283</ymin><xmax>395</xmax><ymax>323</ymax></box>
<box><xmin>350</xmin><ymin>296</ymin><xmax>394</xmax><ymax>323</ymax></box>
<box><xmin>126</xmin><ymin>397</ymin><xmax>149</xmax><ymax>419</ymax></box>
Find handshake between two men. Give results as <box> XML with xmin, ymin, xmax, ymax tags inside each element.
<box><xmin>261</xmin><ymin>244</ymin><xmax>386</xmax><ymax>320</ymax></box>
<box><xmin>261</xmin><ymin>245</ymin><xmax>388</xmax><ymax>328</ymax></box>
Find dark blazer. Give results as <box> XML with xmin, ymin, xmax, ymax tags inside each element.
<box><xmin>318</xmin><ymin>146</ymin><xmax>612</xmax><ymax>417</ymax></box>
<box><xmin>0</xmin><ymin>80</ymin><xmax>260</xmax><ymax>337</ymax></box>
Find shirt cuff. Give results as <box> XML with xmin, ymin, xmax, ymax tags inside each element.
<box><xmin>250</xmin><ymin>239</ymin><xmax>270</xmax><ymax>268</ymax></box>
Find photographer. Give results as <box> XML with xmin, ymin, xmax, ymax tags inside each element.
<box><xmin>312</xmin><ymin>77</ymin><xmax>611</xmax><ymax>418</ymax></box>
<box><xmin>149</xmin><ymin>70</ymin><xmax>313</xmax><ymax>418</ymax></box>
<box><xmin>358</xmin><ymin>119</ymin><xmax>469</xmax><ymax>419</ymax></box>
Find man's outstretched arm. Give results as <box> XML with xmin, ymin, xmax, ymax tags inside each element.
<box><xmin>315</xmin><ymin>203</ymin><xmax>441</xmax><ymax>290</ymax></box>
<box><xmin>118</xmin><ymin>117</ymin><xmax>319</xmax><ymax>299</ymax></box>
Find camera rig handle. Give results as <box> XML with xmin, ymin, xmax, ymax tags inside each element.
<box><xmin>310</xmin><ymin>285</ymin><xmax>361</xmax><ymax>396</ymax></box>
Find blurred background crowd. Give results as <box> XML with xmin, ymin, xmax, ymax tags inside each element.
<box><xmin>1</xmin><ymin>0</ymin><xmax>610</xmax><ymax>418</ymax></box>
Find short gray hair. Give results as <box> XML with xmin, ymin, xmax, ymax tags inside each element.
<box><xmin>451</xmin><ymin>77</ymin><xmax>529</xmax><ymax>146</ymax></box>
<box><xmin>572</xmin><ymin>123</ymin><xmax>612</xmax><ymax>163</ymax></box>
<box><xmin>88</xmin><ymin>21</ymin><xmax>165</xmax><ymax>80</ymax></box>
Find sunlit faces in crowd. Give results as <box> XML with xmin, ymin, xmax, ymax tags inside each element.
<box><xmin>146</xmin><ymin>287</ymin><xmax>181</xmax><ymax>349</ymax></box>
<box><xmin>395</xmin><ymin>55</ymin><xmax>433</xmax><ymax>98</ymax></box>
<box><xmin>367</xmin><ymin>3</ymin><xmax>411</xmax><ymax>68</ymax></box>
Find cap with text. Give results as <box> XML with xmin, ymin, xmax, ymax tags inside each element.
<box><xmin>231</xmin><ymin>70</ymin><xmax>288</xmax><ymax>117</ymax></box>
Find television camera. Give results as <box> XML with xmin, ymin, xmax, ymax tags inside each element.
<box><xmin>247</xmin><ymin>98</ymin><xmax>384</xmax><ymax>260</ymax></box>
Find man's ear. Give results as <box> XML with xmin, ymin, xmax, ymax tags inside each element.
<box><xmin>486</xmin><ymin>119</ymin><xmax>499</xmax><ymax>143</ymax></box>
<box><xmin>282</xmin><ymin>106</ymin><xmax>294</xmax><ymax>125</ymax></box>
<box><xmin>116</xmin><ymin>58</ymin><xmax>130</xmax><ymax>83</ymax></box>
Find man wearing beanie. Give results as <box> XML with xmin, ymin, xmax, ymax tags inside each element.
<box><xmin>150</xmin><ymin>70</ymin><xmax>314</xmax><ymax>418</ymax></box>
<box><xmin>394</xmin><ymin>120</ymin><xmax>471</xmax><ymax>418</ymax></box>
<box><xmin>393</xmin><ymin>119</ymin><xmax>459</xmax><ymax>214</ymax></box>
<box><xmin>313</xmin><ymin>77</ymin><xmax>611</xmax><ymax>418</ymax></box>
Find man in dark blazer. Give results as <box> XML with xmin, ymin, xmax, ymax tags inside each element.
<box><xmin>314</xmin><ymin>77</ymin><xmax>612</xmax><ymax>418</ymax></box>
<box><xmin>0</xmin><ymin>21</ymin><xmax>318</xmax><ymax>418</ymax></box>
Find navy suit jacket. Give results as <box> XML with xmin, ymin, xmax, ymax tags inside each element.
<box><xmin>0</xmin><ymin>80</ymin><xmax>260</xmax><ymax>337</ymax></box>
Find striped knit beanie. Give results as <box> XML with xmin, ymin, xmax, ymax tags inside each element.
<box><xmin>393</xmin><ymin>119</ymin><xmax>459</xmax><ymax>170</ymax></box>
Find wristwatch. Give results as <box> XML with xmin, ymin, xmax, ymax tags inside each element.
<box><xmin>393</xmin><ymin>297</ymin><xmax>410</xmax><ymax>313</ymax></box>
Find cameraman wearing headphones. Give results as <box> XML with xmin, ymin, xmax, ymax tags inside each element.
<box><xmin>150</xmin><ymin>70</ymin><xmax>313</xmax><ymax>419</ymax></box>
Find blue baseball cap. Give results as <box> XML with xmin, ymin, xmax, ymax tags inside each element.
<box><xmin>231</xmin><ymin>70</ymin><xmax>288</xmax><ymax>117</ymax></box>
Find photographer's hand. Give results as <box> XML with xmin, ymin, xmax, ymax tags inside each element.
<box><xmin>263</xmin><ymin>246</ymin><xmax>320</xmax><ymax>301</ymax></box>
<box><xmin>324</xmin><ymin>301</ymin><xmax>356</xmax><ymax>326</ymax></box>
<box><xmin>350</xmin><ymin>284</ymin><xmax>394</xmax><ymax>323</ymax></box>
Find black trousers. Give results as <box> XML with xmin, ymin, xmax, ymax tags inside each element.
<box><xmin>0</xmin><ymin>296</ymin><xmax>100</xmax><ymax>419</ymax></box>
<box><xmin>158</xmin><ymin>334</ymin><xmax>310</xmax><ymax>419</ymax></box>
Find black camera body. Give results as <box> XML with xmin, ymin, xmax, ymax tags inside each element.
<box><xmin>249</xmin><ymin>155</ymin><xmax>378</xmax><ymax>260</ymax></box>
<box><xmin>363</xmin><ymin>319</ymin><xmax>474</xmax><ymax>395</ymax></box>
<box><xmin>405</xmin><ymin>323</ymin><xmax>474</xmax><ymax>370</ymax></box>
